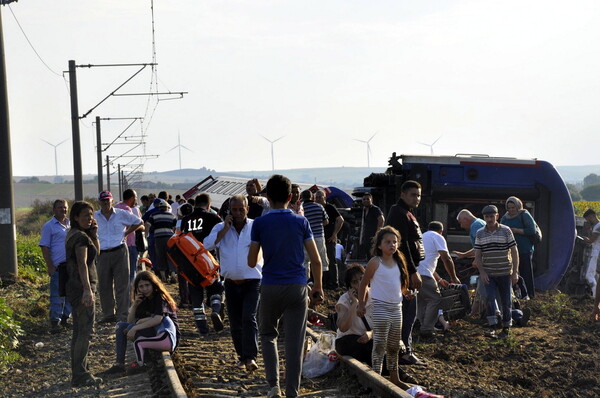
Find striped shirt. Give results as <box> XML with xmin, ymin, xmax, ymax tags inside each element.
<box><xmin>474</xmin><ymin>223</ymin><xmax>517</xmax><ymax>277</ymax></box>
<box><xmin>146</xmin><ymin>210</ymin><xmax>177</xmax><ymax>238</ymax></box>
<box><xmin>302</xmin><ymin>201</ymin><xmax>328</xmax><ymax>238</ymax></box>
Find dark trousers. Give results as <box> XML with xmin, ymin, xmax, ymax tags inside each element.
<box><xmin>324</xmin><ymin>240</ymin><xmax>341</xmax><ymax>287</ymax></box>
<box><xmin>519</xmin><ymin>252</ymin><xmax>535</xmax><ymax>298</ymax></box>
<box><xmin>189</xmin><ymin>280</ymin><xmax>224</xmax><ymax>312</ymax></box>
<box><xmin>69</xmin><ymin>294</ymin><xmax>95</xmax><ymax>381</ymax></box>
<box><xmin>401</xmin><ymin>296</ymin><xmax>417</xmax><ymax>354</ymax></box>
<box><xmin>225</xmin><ymin>279</ymin><xmax>260</xmax><ymax>361</ymax></box>
<box><xmin>485</xmin><ymin>274</ymin><xmax>513</xmax><ymax>328</ymax></box>
<box><xmin>335</xmin><ymin>334</ymin><xmax>373</xmax><ymax>365</ymax></box>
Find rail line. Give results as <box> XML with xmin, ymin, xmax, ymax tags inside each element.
<box><xmin>164</xmin><ymin>284</ymin><xmax>413</xmax><ymax>398</ymax></box>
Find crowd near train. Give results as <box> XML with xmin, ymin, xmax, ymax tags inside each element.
<box><xmin>38</xmin><ymin>153</ymin><xmax>600</xmax><ymax>397</ymax></box>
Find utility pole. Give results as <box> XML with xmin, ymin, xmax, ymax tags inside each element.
<box><xmin>118</xmin><ymin>164</ymin><xmax>122</xmax><ymax>200</ymax></box>
<box><xmin>0</xmin><ymin>5</ymin><xmax>17</xmax><ymax>279</ymax></box>
<box><xmin>106</xmin><ymin>155</ymin><xmax>110</xmax><ymax>192</ymax></box>
<box><xmin>95</xmin><ymin>116</ymin><xmax>103</xmax><ymax>193</ymax></box>
<box><xmin>68</xmin><ymin>60</ymin><xmax>83</xmax><ymax>200</ymax></box>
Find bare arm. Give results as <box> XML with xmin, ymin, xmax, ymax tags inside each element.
<box><xmin>75</xmin><ymin>245</ymin><xmax>94</xmax><ymax>307</ymax></box>
<box><xmin>376</xmin><ymin>215</ymin><xmax>385</xmax><ymax>231</ymax></box>
<box><xmin>439</xmin><ymin>250</ymin><xmax>460</xmax><ymax>283</ymax></box>
<box><xmin>452</xmin><ymin>248</ymin><xmax>475</xmax><ymax>259</ymax></box>
<box><xmin>474</xmin><ymin>249</ymin><xmax>488</xmax><ymax>284</ymax></box>
<box><xmin>510</xmin><ymin>245</ymin><xmax>519</xmax><ymax>284</ymax></box>
<box><xmin>357</xmin><ymin>258</ymin><xmax>378</xmax><ymax>317</ymax></box>
<box><xmin>124</xmin><ymin>222</ymin><xmax>144</xmax><ymax>238</ymax></box>
<box><xmin>248</xmin><ymin>242</ymin><xmax>261</xmax><ymax>268</ymax></box>
<box><xmin>329</xmin><ymin>216</ymin><xmax>344</xmax><ymax>243</ymax></box>
<box><xmin>40</xmin><ymin>246</ymin><xmax>56</xmax><ymax>276</ymax></box>
<box><xmin>305</xmin><ymin>239</ymin><xmax>324</xmax><ymax>301</ymax></box>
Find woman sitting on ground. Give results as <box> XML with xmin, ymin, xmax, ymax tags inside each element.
<box><xmin>104</xmin><ymin>271</ymin><xmax>180</xmax><ymax>375</ymax></box>
<box><xmin>335</xmin><ymin>264</ymin><xmax>374</xmax><ymax>364</ymax></box>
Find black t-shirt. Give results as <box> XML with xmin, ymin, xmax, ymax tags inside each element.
<box><xmin>180</xmin><ymin>208</ymin><xmax>222</xmax><ymax>242</ymax></box>
<box><xmin>135</xmin><ymin>293</ymin><xmax>164</xmax><ymax>319</ymax></box>
<box><xmin>323</xmin><ymin>203</ymin><xmax>341</xmax><ymax>239</ymax></box>
<box><xmin>362</xmin><ymin>205</ymin><xmax>383</xmax><ymax>243</ymax></box>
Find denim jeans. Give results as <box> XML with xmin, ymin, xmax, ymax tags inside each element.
<box><xmin>484</xmin><ymin>274</ymin><xmax>513</xmax><ymax>328</ymax></box>
<box><xmin>128</xmin><ymin>245</ymin><xmax>138</xmax><ymax>282</ymax></box>
<box><xmin>224</xmin><ymin>279</ymin><xmax>260</xmax><ymax>361</ymax></box>
<box><xmin>115</xmin><ymin>321</ymin><xmax>135</xmax><ymax>364</ymax></box>
<box><xmin>50</xmin><ymin>270</ymin><xmax>72</xmax><ymax>322</ymax></box>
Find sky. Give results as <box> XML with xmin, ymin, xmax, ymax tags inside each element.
<box><xmin>3</xmin><ymin>0</ymin><xmax>600</xmax><ymax>178</ymax></box>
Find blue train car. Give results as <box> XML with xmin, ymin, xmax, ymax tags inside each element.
<box><xmin>357</xmin><ymin>153</ymin><xmax>575</xmax><ymax>291</ymax></box>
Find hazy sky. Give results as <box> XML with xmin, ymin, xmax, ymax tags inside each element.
<box><xmin>3</xmin><ymin>0</ymin><xmax>600</xmax><ymax>177</ymax></box>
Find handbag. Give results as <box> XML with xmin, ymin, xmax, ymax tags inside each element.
<box><xmin>520</xmin><ymin>212</ymin><xmax>542</xmax><ymax>245</ymax></box>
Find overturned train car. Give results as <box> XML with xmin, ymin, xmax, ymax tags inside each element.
<box><xmin>354</xmin><ymin>153</ymin><xmax>576</xmax><ymax>291</ymax></box>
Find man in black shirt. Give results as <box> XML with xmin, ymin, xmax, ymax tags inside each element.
<box><xmin>180</xmin><ymin>193</ymin><xmax>224</xmax><ymax>336</ymax></box>
<box><xmin>386</xmin><ymin>180</ymin><xmax>425</xmax><ymax>366</ymax></box>
<box><xmin>315</xmin><ymin>190</ymin><xmax>344</xmax><ymax>289</ymax></box>
<box><xmin>359</xmin><ymin>193</ymin><xmax>384</xmax><ymax>260</ymax></box>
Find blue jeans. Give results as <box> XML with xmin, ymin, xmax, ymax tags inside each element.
<box><xmin>115</xmin><ymin>322</ymin><xmax>135</xmax><ymax>365</ymax></box>
<box><xmin>484</xmin><ymin>275</ymin><xmax>513</xmax><ymax>328</ymax></box>
<box><xmin>50</xmin><ymin>270</ymin><xmax>72</xmax><ymax>322</ymax></box>
<box><xmin>128</xmin><ymin>245</ymin><xmax>138</xmax><ymax>282</ymax></box>
<box><xmin>224</xmin><ymin>279</ymin><xmax>260</xmax><ymax>361</ymax></box>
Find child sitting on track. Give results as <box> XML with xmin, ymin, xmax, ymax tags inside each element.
<box><xmin>357</xmin><ymin>226</ymin><xmax>410</xmax><ymax>387</ymax></box>
<box><xmin>103</xmin><ymin>271</ymin><xmax>180</xmax><ymax>376</ymax></box>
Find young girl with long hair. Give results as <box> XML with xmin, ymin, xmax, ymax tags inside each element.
<box><xmin>357</xmin><ymin>226</ymin><xmax>409</xmax><ymax>386</ymax></box>
<box><xmin>104</xmin><ymin>271</ymin><xmax>179</xmax><ymax>375</ymax></box>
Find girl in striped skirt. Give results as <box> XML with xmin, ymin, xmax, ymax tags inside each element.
<box><xmin>357</xmin><ymin>226</ymin><xmax>409</xmax><ymax>386</ymax></box>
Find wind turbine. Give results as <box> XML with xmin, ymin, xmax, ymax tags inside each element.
<box><xmin>354</xmin><ymin>132</ymin><xmax>378</xmax><ymax>168</ymax></box>
<box><xmin>166</xmin><ymin>131</ymin><xmax>192</xmax><ymax>170</ymax></box>
<box><xmin>261</xmin><ymin>135</ymin><xmax>284</xmax><ymax>172</ymax></box>
<box><xmin>41</xmin><ymin>138</ymin><xmax>69</xmax><ymax>176</ymax></box>
<box><xmin>419</xmin><ymin>135</ymin><xmax>442</xmax><ymax>155</ymax></box>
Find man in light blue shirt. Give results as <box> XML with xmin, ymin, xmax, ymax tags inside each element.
<box><xmin>39</xmin><ymin>199</ymin><xmax>72</xmax><ymax>333</ymax></box>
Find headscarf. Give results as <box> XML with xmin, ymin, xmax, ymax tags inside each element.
<box><xmin>504</xmin><ymin>196</ymin><xmax>524</xmax><ymax>219</ymax></box>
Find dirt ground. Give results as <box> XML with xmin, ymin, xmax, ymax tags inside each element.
<box><xmin>1</xmin><ymin>280</ymin><xmax>599</xmax><ymax>398</ymax></box>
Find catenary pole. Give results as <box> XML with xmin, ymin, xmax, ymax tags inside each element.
<box><xmin>96</xmin><ymin>116</ymin><xmax>103</xmax><ymax>193</ymax></box>
<box><xmin>68</xmin><ymin>60</ymin><xmax>83</xmax><ymax>200</ymax></box>
<box><xmin>0</xmin><ymin>6</ymin><xmax>18</xmax><ymax>279</ymax></box>
<box><xmin>106</xmin><ymin>155</ymin><xmax>110</xmax><ymax>192</ymax></box>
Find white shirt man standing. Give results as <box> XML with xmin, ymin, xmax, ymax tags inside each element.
<box><xmin>417</xmin><ymin>221</ymin><xmax>460</xmax><ymax>337</ymax></box>
<box><xmin>204</xmin><ymin>194</ymin><xmax>263</xmax><ymax>372</ymax></box>
<box><xmin>95</xmin><ymin>190</ymin><xmax>143</xmax><ymax>323</ymax></box>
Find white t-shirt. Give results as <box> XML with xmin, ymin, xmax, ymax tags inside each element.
<box><xmin>592</xmin><ymin>222</ymin><xmax>600</xmax><ymax>255</ymax></box>
<box><xmin>418</xmin><ymin>230</ymin><xmax>449</xmax><ymax>279</ymax></box>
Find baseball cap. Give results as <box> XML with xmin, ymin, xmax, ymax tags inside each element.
<box><xmin>481</xmin><ymin>205</ymin><xmax>498</xmax><ymax>215</ymax></box>
<box><xmin>98</xmin><ymin>191</ymin><xmax>113</xmax><ymax>201</ymax></box>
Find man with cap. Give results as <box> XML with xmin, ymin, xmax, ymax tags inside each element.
<box><xmin>145</xmin><ymin>199</ymin><xmax>177</xmax><ymax>282</ymax></box>
<box><xmin>473</xmin><ymin>204</ymin><xmax>519</xmax><ymax>338</ymax></box>
<box><xmin>95</xmin><ymin>190</ymin><xmax>143</xmax><ymax>323</ymax></box>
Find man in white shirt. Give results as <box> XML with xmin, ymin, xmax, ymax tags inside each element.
<box><xmin>95</xmin><ymin>190</ymin><xmax>143</xmax><ymax>323</ymax></box>
<box><xmin>417</xmin><ymin>221</ymin><xmax>460</xmax><ymax>337</ymax></box>
<box><xmin>204</xmin><ymin>194</ymin><xmax>263</xmax><ymax>372</ymax></box>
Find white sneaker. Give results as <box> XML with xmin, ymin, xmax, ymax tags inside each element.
<box><xmin>267</xmin><ymin>386</ymin><xmax>282</xmax><ymax>398</ymax></box>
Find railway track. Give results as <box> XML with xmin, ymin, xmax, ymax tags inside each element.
<box><xmin>166</xmin><ymin>284</ymin><xmax>413</xmax><ymax>398</ymax></box>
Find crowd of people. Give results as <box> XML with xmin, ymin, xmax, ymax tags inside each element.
<box><xmin>37</xmin><ymin>176</ymin><xmax>600</xmax><ymax>395</ymax></box>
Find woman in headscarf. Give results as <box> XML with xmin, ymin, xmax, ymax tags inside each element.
<box><xmin>500</xmin><ymin>196</ymin><xmax>537</xmax><ymax>299</ymax></box>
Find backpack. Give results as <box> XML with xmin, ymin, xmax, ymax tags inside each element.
<box><xmin>520</xmin><ymin>212</ymin><xmax>542</xmax><ymax>245</ymax></box>
<box><xmin>167</xmin><ymin>232</ymin><xmax>220</xmax><ymax>287</ymax></box>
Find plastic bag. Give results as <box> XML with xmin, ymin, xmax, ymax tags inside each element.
<box><xmin>302</xmin><ymin>332</ymin><xmax>338</xmax><ymax>378</ymax></box>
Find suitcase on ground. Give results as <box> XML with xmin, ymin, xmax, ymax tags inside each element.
<box><xmin>167</xmin><ymin>233</ymin><xmax>220</xmax><ymax>287</ymax></box>
<box><xmin>439</xmin><ymin>284</ymin><xmax>471</xmax><ymax>320</ymax></box>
